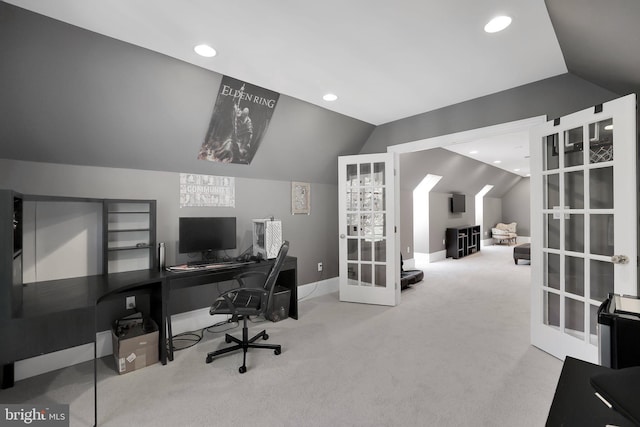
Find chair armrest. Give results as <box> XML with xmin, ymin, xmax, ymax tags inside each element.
<box><xmin>233</xmin><ymin>271</ymin><xmax>267</xmax><ymax>288</ymax></box>
<box><xmin>211</xmin><ymin>286</ymin><xmax>269</xmax><ymax>316</ymax></box>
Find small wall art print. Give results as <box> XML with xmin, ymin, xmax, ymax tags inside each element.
<box><xmin>198</xmin><ymin>75</ymin><xmax>280</xmax><ymax>165</ymax></box>
<box><xmin>179</xmin><ymin>173</ymin><xmax>235</xmax><ymax>208</ymax></box>
<box><xmin>292</xmin><ymin>182</ymin><xmax>310</xmax><ymax>215</ymax></box>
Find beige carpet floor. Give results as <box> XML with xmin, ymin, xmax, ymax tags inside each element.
<box><xmin>0</xmin><ymin>244</ymin><xmax>562</xmax><ymax>426</ymax></box>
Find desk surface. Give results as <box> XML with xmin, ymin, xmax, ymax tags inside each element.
<box><xmin>19</xmin><ymin>257</ymin><xmax>297</xmax><ymax>316</ymax></box>
<box><xmin>546</xmin><ymin>356</ymin><xmax>634</xmax><ymax>426</ymax></box>
<box><xmin>4</xmin><ymin>257</ymin><xmax>297</xmax><ymax>367</ymax></box>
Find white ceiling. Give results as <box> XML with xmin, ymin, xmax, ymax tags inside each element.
<box><xmin>443</xmin><ymin>131</ymin><xmax>531</xmax><ymax>177</ymax></box>
<box><xmin>6</xmin><ymin>0</ymin><xmax>567</xmax><ymax>127</ymax></box>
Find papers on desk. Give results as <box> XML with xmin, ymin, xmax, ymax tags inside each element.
<box><xmin>166</xmin><ymin>262</ymin><xmax>252</xmax><ymax>272</ymax></box>
<box><xmin>166</xmin><ymin>264</ymin><xmax>192</xmax><ymax>271</ymax></box>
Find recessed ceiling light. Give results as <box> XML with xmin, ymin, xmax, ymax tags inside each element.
<box><xmin>323</xmin><ymin>93</ymin><xmax>338</xmax><ymax>102</ymax></box>
<box><xmin>469</xmin><ymin>150</ymin><xmax>479</xmax><ymax>154</ymax></box>
<box><xmin>484</xmin><ymin>16</ymin><xmax>512</xmax><ymax>33</ymax></box>
<box><xmin>605</xmin><ymin>124</ymin><xmax>613</xmax><ymax>130</ymax></box>
<box><xmin>493</xmin><ymin>160</ymin><xmax>502</xmax><ymax>164</ymax></box>
<box><xmin>194</xmin><ymin>44</ymin><xmax>217</xmax><ymax>57</ymax></box>
<box><xmin>514</xmin><ymin>168</ymin><xmax>520</xmax><ymax>172</ymax></box>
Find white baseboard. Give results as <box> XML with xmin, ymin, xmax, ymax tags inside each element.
<box><xmin>481</xmin><ymin>238</ymin><xmax>493</xmax><ymax>247</ymax></box>
<box><xmin>429</xmin><ymin>250</ymin><xmax>446</xmax><ymax>262</ymax></box>
<box><xmin>15</xmin><ymin>331</ymin><xmax>112</xmax><ymax>382</ymax></box>
<box><xmin>297</xmin><ymin>277</ymin><xmax>339</xmax><ymax>300</ymax></box>
<box><xmin>403</xmin><ymin>257</ymin><xmax>415</xmax><ymax>269</ymax></box>
<box><xmin>415</xmin><ymin>251</ymin><xmax>446</xmax><ymax>264</ymax></box>
<box><xmin>12</xmin><ymin>278</ymin><xmax>338</xmax><ymax>382</ymax></box>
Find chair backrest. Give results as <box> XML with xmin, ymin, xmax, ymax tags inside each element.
<box><xmin>262</xmin><ymin>241</ymin><xmax>289</xmax><ymax>313</ymax></box>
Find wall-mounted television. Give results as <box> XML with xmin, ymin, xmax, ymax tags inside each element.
<box><xmin>450</xmin><ymin>193</ymin><xmax>466</xmax><ymax>213</ymax></box>
<box><xmin>178</xmin><ymin>217</ymin><xmax>237</xmax><ymax>254</ymax></box>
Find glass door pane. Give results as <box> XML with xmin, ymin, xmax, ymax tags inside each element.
<box><xmin>531</xmin><ymin>94</ymin><xmax>637</xmax><ymax>363</ymax></box>
<box><xmin>344</xmin><ymin>162</ymin><xmax>388</xmax><ymax>288</ymax></box>
<box><xmin>339</xmin><ymin>153</ymin><xmax>399</xmax><ymax>307</ymax></box>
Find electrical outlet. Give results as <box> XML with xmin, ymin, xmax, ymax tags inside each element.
<box><xmin>443</xmin><ymin>239</ymin><xmax>446</xmax><ymax>245</ymax></box>
<box><xmin>126</xmin><ymin>296</ymin><xmax>136</xmax><ymax>310</ymax></box>
<box><xmin>317</xmin><ymin>262</ymin><xmax>323</xmax><ymax>272</ymax></box>
<box><xmin>407</xmin><ymin>246</ymin><xmax>410</xmax><ymax>253</ymax></box>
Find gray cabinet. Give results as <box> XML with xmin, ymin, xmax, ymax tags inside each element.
<box><xmin>446</xmin><ymin>225</ymin><xmax>481</xmax><ymax>259</ymax></box>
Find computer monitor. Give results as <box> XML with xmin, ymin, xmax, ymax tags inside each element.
<box><xmin>178</xmin><ymin>217</ymin><xmax>237</xmax><ymax>254</ymax></box>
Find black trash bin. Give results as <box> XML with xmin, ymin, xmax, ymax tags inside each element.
<box><xmin>598</xmin><ymin>293</ymin><xmax>640</xmax><ymax>368</ymax></box>
<box><xmin>267</xmin><ymin>286</ymin><xmax>291</xmax><ymax>322</ymax></box>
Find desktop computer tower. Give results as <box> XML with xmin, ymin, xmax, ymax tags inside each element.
<box><xmin>252</xmin><ymin>218</ymin><xmax>282</xmax><ymax>260</ymax></box>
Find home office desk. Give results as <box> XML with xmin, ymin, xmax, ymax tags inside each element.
<box><xmin>162</xmin><ymin>256</ymin><xmax>298</xmax><ymax>361</ymax></box>
<box><xmin>0</xmin><ymin>257</ymin><xmax>298</xmax><ymax>387</ymax></box>
<box><xmin>0</xmin><ymin>270</ymin><xmax>166</xmax><ymax>389</ymax></box>
<box><xmin>546</xmin><ymin>356</ymin><xmax>634</xmax><ymax>426</ymax></box>
<box><xmin>1</xmin><ymin>258</ymin><xmax>297</xmax><ymax>426</ymax></box>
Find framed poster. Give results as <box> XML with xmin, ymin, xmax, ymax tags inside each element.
<box><xmin>179</xmin><ymin>173</ymin><xmax>235</xmax><ymax>208</ymax></box>
<box><xmin>198</xmin><ymin>76</ymin><xmax>279</xmax><ymax>165</ymax></box>
<box><xmin>292</xmin><ymin>182</ymin><xmax>310</xmax><ymax>215</ymax></box>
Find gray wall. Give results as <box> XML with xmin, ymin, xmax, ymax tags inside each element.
<box><xmin>400</xmin><ymin>189</ymin><xmax>414</xmax><ymax>258</ymax></box>
<box><xmin>0</xmin><ymin>158</ymin><xmax>337</xmax><ymax>331</ymax></box>
<box><xmin>0</xmin><ymin>2</ymin><xmax>375</xmax><ymax>311</ymax></box>
<box><xmin>502</xmin><ymin>178</ymin><xmax>531</xmax><ymax>237</ymax></box>
<box><xmin>428</xmin><ymin>192</ymin><xmax>477</xmax><ymax>253</ymax></box>
<box><xmin>361</xmin><ymin>73</ymin><xmax>619</xmax><ymax>154</ymax></box>
<box><xmin>382</xmin><ymin>75</ymin><xmax>618</xmax><ymax>258</ymax></box>
<box><xmin>0</xmin><ymin>3</ymin><xmax>373</xmax><ymax>185</ymax></box>
<box><xmin>400</xmin><ymin>149</ymin><xmax>522</xmax><ymax>257</ymax></box>
<box><xmin>483</xmin><ymin>197</ymin><xmax>503</xmax><ymax>240</ymax></box>
<box><xmin>0</xmin><ymin>159</ymin><xmax>336</xmax><ymax>286</ymax></box>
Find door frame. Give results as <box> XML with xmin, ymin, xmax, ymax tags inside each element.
<box><xmin>388</xmin><ymin>116</ymin><xmax>546</xmax><ymax>263</ymax></box>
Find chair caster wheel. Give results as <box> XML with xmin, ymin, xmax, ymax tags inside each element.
<box><xmin>274</xmin><ymin>348</ymin><xmax>281</xmax><ymax>355</ymax></box>
<box><xmin>239</xmin><ymin>366</ymin><xmax>246</xmax><ymax>374</ymax></box>
<box><xmin>263</xmin><ymin>334</ymin><xmax>269</xmax><ymax>340</ymax></box>
<box><xmin>225</xmin><ymin>336</ymin><xmax>232</xmax><ymax>343</ymax></box>
<box><xmin>206</xmin><ymin>356</ymin><xmax>213</xmax><ymax>364</ymax></box>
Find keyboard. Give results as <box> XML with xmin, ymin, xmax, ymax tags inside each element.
<box><xmin>167</xmin><ymin>261</ymin><xmax>253</xmax><ymax>272</ymax></box>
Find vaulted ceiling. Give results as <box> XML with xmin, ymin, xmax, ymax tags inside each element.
<box><xmin>4</xmin><ymin>1</ymin><xmax>637</xmax><ymax>126</ymax></box>
<box><xmin>2</xmin><ymin>0</ymin><xmax>638</xmax><ymax>181</ymax></box>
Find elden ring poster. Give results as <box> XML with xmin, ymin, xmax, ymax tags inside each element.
<box><xmin>198</xmin><ymin>76</ymin><xmax>280</xmax><ymax>164</ymax></box>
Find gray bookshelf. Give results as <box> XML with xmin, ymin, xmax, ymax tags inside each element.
<box><xmin>446</xmin><ymin>225</ymin><xmax>481</xmax><ymax>259</ymax></box>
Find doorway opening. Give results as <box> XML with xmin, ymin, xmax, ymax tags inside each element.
<box><xmin>389</xmin><ymin>116</ymin><xmax>545</xmax><ymax>264</ymax></box>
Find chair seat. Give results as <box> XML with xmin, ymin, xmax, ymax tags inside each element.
<box><xmin>210</xmin><ymin>291</ymin><xmax>261</xmax><ymax>314</ymax></box>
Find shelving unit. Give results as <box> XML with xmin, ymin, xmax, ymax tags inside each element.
<box><xmin>446</xmin><ymin>225</ymin><xmax>481</xmax><ymax>259</ymax></box>
<box><xmin>103</xmin><ymin>199</ymin><xmax>157</xmax><ymax>274</ymax></box>
<box><xmin>0</xmin><ymin>190</ymin><xmax>23</xmax><ymax>322</ymax></box>
<box><xmin>1</xmin><ymin>191</ymin><xmax>160</xmax><ymax>389</ymax></box>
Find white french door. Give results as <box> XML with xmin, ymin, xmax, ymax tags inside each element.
<box><xmin>338</xmin><ymin>153</ymin><xmax>400</xmax><ymax>306</ymax></box>
<box><xmin>530</xmin><ymin>94</ymin><xmax>637</xmax><ymax>363</ymax></box>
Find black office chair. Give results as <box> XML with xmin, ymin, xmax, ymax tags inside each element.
<box><xmin>205</xmin><ymin>241</ymin><xmax>289</xmax><ymax>373</ymax></box>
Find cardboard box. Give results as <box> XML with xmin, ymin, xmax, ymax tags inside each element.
<box><xmin>111</xmin><ymin>319</ymin><xmax>158</xmax><ymax>374</ymax></box>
